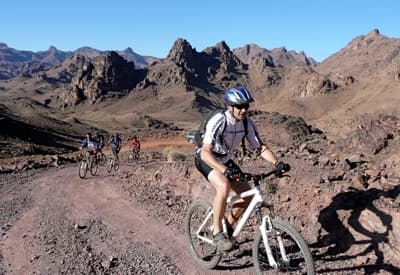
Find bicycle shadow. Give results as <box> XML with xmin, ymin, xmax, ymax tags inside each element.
<box><xmin>312</xmin><ymin>185</ymin><xmax>400</xmax><ymax>274</ymax></box>
<box><xmin>214</xmin><ymin>237</ymin><xmax>255</xmax><ymax>271</ymax></box>
<box><xmin>215</xmin><ymin>247</ymin><xmax>254</xmax><ymax>271</ymax></box>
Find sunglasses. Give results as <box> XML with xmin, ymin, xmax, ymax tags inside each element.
<box><xmin>234</xmin><ymin>103</ymin><xmax>250</xmax><ymax>110</ymax></box>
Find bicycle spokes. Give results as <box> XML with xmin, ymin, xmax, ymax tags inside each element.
<box><xmin>253</xmin><ymin>218</ymin><xmax>314</xmax><ymax>274</ymax></box>
<box><xmin>184</xmin><ymin>200</ymin><xmax>222</xmax><ymax>269</ymax></box>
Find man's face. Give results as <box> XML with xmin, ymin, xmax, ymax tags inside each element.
<box><xmin>231</xmin><ymin>103</ymin><xmax>249</xmax><ymax>120</ymax></box>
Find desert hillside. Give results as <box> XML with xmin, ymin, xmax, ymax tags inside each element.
<box><xmin>1</xmin><ymin>29</ymin><xmax>400</xmax><ymax>274</ymax></box>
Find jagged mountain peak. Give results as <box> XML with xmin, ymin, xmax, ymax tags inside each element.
<box><xmin>347</xmin><ymin>28</ymin><xmax>385</xmax><ymax>49</ymax></box>
<box><xmin>273</xmin><ymin>47</ymin><xmax>288</xmax><ymax>53</ymax></box>
<box><xmin>234</xmin><ymin>44</ymin><xmax>316</xmax><ymax>67</ymax></box>
<box><xmin>317</xmin><ymin>28</ymin><xmax>400</xmax><ymax>78</ymax></box>
<box><xmin>0</xmin><ymin>42</ymin><xmax>9</xmax><ymax>49</ymax></box>
<box><xmin>122</xmin><ymin>47</ymin><xmax>134</xmax><ymax>54</ymax></box>
<box><xmin>203</xmin><ymin>41</ymin><xmax>234</xmax><ymax>57</ymax></box>
<box><xmin>214</xmin><ymin>41</ymin><xmax>230</xmax><ymax>52</ymax></box>
<box><xmin>47</xmin><ymin>45</ymin><xmax>58</xmax><ymax>52</ymax></box>
<box><xmin>244</xmin><ymin>43</ymin><xmax>268</xmax><ymax>53</ymax></box>
<box><xmin>367</xmin><ymin>28</ymin><xmax>381</xmax><ymax>38</ymax></box>
<box><xmin>167</xmin><ymin>38</ymin><xmax>195</xmax><ymax>63</ymax></box>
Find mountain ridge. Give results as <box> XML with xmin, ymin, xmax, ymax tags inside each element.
<box><xmin>0</xmin><ymin>28</ymin><xmax>399</xmax><ymax>150</ymax></box>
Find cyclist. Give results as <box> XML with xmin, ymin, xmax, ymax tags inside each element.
<box><xmin>194</xmin><ymin>86</ymin><xmax>288</xmax><ymax>252</ymax></box>
<box><xmin>95</xmin><ymin>132</ymin><xmax>105</xmax><ymax>154</ymax></box>
<box><xmin>110</xmin><ymin>133</ymin><xmax>122</xmax><ymax>162</ymax></box>
<box><xmin>79</xmin><ymin>132</ymin><xmax>99</xmax><ymax>158</ymax></box>
<box><xmin>129</xmin><ymin>135</ymin><xmax>141</xmax><ymax>157</ymax></box>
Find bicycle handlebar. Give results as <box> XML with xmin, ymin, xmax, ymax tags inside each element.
<box><xmin>241</xmin><ymin>166</ymin><xmax>290</xmax><ymax>183</ymax></box>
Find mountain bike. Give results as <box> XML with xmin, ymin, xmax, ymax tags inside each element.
<box><xmin>184</xmin><ymin>168</ymin><xmax>315</xmax><ymax>274</ymax></box>
<box><xmin>106</xmin><ymin>151</ymin><xmax>119</xmax><ymax>173</ymax></box>
<box><xmin>128</xmin><ymin>148</ymin><xmax>140</xmax><ymax>163</ymax></box>
<box><xmin>78</xmin><ymin>151</ymin><xmax>99</xmax><ymax>179</ymax></box>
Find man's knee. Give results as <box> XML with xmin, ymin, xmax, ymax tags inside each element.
<box><xmin>213</xmin><ymin>182</ymin><xmax>229</xmax><ymax>198</ymax></box>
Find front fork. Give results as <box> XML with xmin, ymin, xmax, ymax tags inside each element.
<box><xmin>259</xmin><ymin>215</ymin><xmax>278</xmax><ymax>268</ymax></box>
<box><xmin>257</xmin><ymin>208</ymin><xmax>289</xmax><ymax>268</ymax></box>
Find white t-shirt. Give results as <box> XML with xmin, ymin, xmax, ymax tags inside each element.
<box><xmin>202</xmin><ymin>110</ymin><xmax>263</xmax><ymax>163</ymax></box>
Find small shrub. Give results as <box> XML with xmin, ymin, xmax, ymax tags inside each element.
<box><xmin>162</xmin><ymin>146</ymin><xmax>186</xmax><ymax>162</ymax></box>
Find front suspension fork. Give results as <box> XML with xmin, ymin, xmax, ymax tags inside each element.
<box><xmin>260</xmin><ymin>215</ymin><xmax>278</xmax><ymax>268</ymax></box>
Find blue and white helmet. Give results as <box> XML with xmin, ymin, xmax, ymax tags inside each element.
<box><xmin>224</xmin><ymin>86</ymin><xmax>254</xmax><ymax>106</ymax></box>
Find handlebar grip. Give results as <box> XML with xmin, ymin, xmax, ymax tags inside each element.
<box><xmin>283</xmin><ymin>163</ymin><xmax>291</xmax><ymax>172</ymax></box>
<box><xmin>275</xmin><ymin>162</ymin><xmax>290</xmax><ymax>172</ymax></box>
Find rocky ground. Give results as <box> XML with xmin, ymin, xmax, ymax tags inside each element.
<box><xmin>1</xmin><ymin>115</ymin><xmax>400</xmax><ymax>274</ymax></box>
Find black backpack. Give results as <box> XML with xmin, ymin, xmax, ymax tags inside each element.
<box><xmin>187</xmin><ymin>109</ymin><xmax>248</xmax><ymax>155</ymax></box>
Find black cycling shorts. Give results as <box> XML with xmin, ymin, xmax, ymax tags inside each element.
<box><xmin>194</xmin><ymin>151</ymin><xmax>241</xmax><ymax>180</ymax></box>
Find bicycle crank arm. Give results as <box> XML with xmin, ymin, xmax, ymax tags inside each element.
<box><xmin>260</xmin><ymin>216</ymin><xmax>278</xmax><ymax>268</ymax></box>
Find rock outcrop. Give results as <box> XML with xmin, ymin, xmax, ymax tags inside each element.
<box><xmin>65</xmin><ymin>51</ymin><xmax>138</xmax><ymax>105</ymax></box>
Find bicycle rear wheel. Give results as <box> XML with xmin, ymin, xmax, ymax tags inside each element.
<box><xmin>252</xmin><ymin>218</ymin><xmax>314</xmax><ymax>275</ymax></box>
<box><xmin>184</xmin><ymin>200</ymin><xmax>222</xmax><ymax>269</ymax></box>
<box><xmin>134</xmin><ymin>152</ymin><xmax>140</xmax><ymax>162</ymax></box>
<box><xmin>128</xmin><ymin>153</ymin><xmax>133</xmax><ymax>163</ymax></box>
<box><xmin>114</xmin><ymin>159</ymin><xmax>119</xmax><ymax>171</ymax></box>
<box><xmin>78</xmin><ymin>160</ymin><xmax>88</xmax><ymax>179</ymax></box>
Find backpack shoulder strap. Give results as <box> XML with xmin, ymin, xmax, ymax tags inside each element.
<box><xmin>243</xmin><ymin>117</ymin><xmax>248</xmax><ymax>136</ymax></box>
<box><xmin>220</xmin><ymin>110</ymin><xmax>227</xmax><ymax>135</ymax></box>
<box><xmin>241</xmin><ymin>117</ymin><xmax>248</xmax><ymax>156</ymax></box>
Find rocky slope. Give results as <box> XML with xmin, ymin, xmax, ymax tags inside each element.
<box><xmin>1</xmin><ymin>113</ymin><xmax>399</xmax><ymax>273</ymax></box>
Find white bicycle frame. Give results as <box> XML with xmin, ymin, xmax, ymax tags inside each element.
<box><xmin>195</xmin><ymin>183</ymin><xmax>289</xmax><ymax>268</ymax></box>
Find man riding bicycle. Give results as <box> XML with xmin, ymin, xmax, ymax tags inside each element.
<box><xmin>129</xmin><ymin>135</ymin><xmax>141</xmax><ymax>153</ymax></box>
<box><xmin>110</xmin><ymin>133</ymin><xmax>122</xmax><ymax>162</ymax></box>
<box><xmin>194</xmin><ymin>86</ymin><xmax>288</xmax><ymax>252</ymax></box>
<box><xmin>95</xmin><ymin>132</ymin><xmax>105</xmax><ymax>154</ymax></box>
<box><xmin>79</xmin><ymin>132</ymin><xmax>99</xmax><ymax>158</ymax></box>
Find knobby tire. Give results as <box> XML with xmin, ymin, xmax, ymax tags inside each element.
<box><xmin>252</xmin><ymin>218</ymin><xmax>315</xmax><ymax>275</ymax></box>
<box><xmin>184</xmin><ymin>200</ymin><xmax>222</xmax><ymax>269</ymax></box>
<box><xmin>78</xmin><ymin>160</ymin><xmax>88</xmax><ymax>179</ymax></box>
<box><xmin>114</xmin><ymin>159</ymin><xmax>119</xmax><ymax>171</ymax></box>
<box><xmin>90</xmin><ymin>159</ymin><xmax>98</xmax><ymax>176</ymax></box>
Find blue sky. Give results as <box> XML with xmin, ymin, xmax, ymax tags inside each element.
<box><xmin>1</xmin><ymin>0</ymin><xmax>399</xmax><ymax>62</ymax></box>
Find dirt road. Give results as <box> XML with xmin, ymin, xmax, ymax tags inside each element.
<box><xmin>0</xmin><ymin>161</ymin><xmax>256</xmax><ymax>274</ymax></box>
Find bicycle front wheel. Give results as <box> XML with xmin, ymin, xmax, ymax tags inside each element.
<box><xmin>114</xmin><ymin>159</ymin><xmax>119</xmax><ymax>171</ymax></box>
<box><xmin>252</xmin><ymin>218</ymin><xmax>314</xmax><ymax>275</ymax></box>
<box><xmin>106</xmin><ymin>158</ymin><xmax>113</xmax><ymax>173</ymax></box>
<box><xmin>90</xmin><ymin>159</ymin><xmax>99</xmax><ymax>176</ymax></box>
<box><xmin>78</xmin><ymin>160</ymin><xmax>88</xmax><ymax>179</ymax></box>
<box><xmin>184</xmin><ymin>200</ymin><xmax>222</xmax><ymax>269</ymax></box>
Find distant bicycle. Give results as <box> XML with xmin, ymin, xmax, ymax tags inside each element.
<box><xmin>107</xmin><ymin>151</ymin><xmax>119</xmax><ymax>173</ymax></box>
<box><xmin>184</xmin><ymin>167</ymin><xmax>315</xmax><ymax>274</ymax></box>
<box><xmin>78</xmin><ymin>151</ymin><xmax>99</xmax><ymax>179</ymax></box>
<box><xmin>128</xmin><ymin>148</ymin><xmax>140</xmax><ymax>163</ymax></box>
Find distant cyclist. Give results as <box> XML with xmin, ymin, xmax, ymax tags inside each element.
<box><xmin>79</xmin><ymin>132</ymin><xmax>99</xmax><ymax>157</ymax></box>
<box><xmin>110</xmin><ymin>133</ymin><xmax>122</xmax><ymax>162</ymax></box>
<box><xmin>129</xmin><ymin>135</ymin><xmax>141</xmax><ymax>158</ymax></box>
<box><xmin>129</xmin><ymin>135</ymin><xmax>141</xmax><ymax>152</ymax></box>
<box><xmin>95</xmin><ymin>132</ymin><xmax>105</xmax><ymax>153</ymax></box>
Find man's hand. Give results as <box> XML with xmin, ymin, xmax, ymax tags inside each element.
<box><xmin>223</xmin><ymin>167</ymin><xmax>243</xmax><ymax>181</ymax></box>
